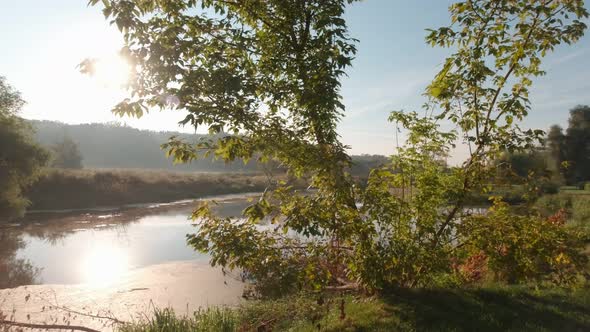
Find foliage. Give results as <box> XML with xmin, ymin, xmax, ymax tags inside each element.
<box><xmin>356</xmin><ymin>0</ymin><xmax>589</xmax><ymax>288</ymax></box>
<box><xmin>357</xmin><ymin>112</ymin><xmax>461</xmax><ymax>288</ymax></box>
<box><xmin>535</xmin><ymin>191</ymin><xmax>590</xmax><ymax>228</ymax></box>
<box><xmin>547</xmin><ymin>106</ymin><xmax>590</xmax><ymax>185</ymax></box>
<box><xmin>0</xmin><ymin>77</ymin><xmax>50</xmax><ymax>221</ymax></box>
<box><xmin>546</xmin><ymin>124</ymin><xmax>567</xmax><ymax>177</ymax></box>
<box><xmin>493</xmin><ymin>149</ymin><xmax>561</xmax><ymax>199</ymax></box>
<box><xmin>89</xmin><ymin>0</ymin><xmax>364</xmax><ymax>296</ymax></box>
<box><xmin>89</xmin><ymin>0</ymin><xmax>590</xmax><ymax>293</ymax></box>
<box><xmin>497</xmin><ymin>150</ymin><xmax>549</xmax><ymax>179</ymax></box>
<box><xmin>565</xmin><ymin>105</ymin><xmax>590</xmax><ymax>184</ymax></box>
<box><xmin>459</xmin><ymin>200</ymin><xmax>588</xmax><ymax>285</ymax></box>
<box><xmin>50</xmin><ymin>136</ymin><xmax>83</xmax><ymax>169</ymax></box>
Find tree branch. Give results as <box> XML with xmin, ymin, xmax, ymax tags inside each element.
<box><xmin>0</xmin><ymin>320</ymin><xmax>100</xmax><ymax>332</ymax></box>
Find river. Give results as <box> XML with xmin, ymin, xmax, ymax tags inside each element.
<box><xmin>0</xmin><ymin>193</ymin><xmax>259</xmax><ymax>331</ymax></box>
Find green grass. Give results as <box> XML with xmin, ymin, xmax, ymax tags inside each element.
<box><xmin>117</xmin><ymin>286</ymin><xmax>590</xmax><ymax>332</ymax></box>
<box><xmin>560</xmin><ymin>189</ymin><xmax>590</xmax><ymax>195</ymax></box>
<box><xmin>118</xmin><ymin>307</ymin><xmax>239</xmax><ymax>332</ymax></box>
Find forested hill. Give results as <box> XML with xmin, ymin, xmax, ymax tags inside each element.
<box><xmin>30</xmin><ymin>120</ymin><xmax>388</xmax><ymax>174</ymax></box>
<box><xmin>30</xmin><ymin>120</ymin><xmax>260</xmax><ymax>172</ymax></box>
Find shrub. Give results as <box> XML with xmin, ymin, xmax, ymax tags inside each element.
<box><xmin>458</xmin><ymin>201</ymin><xmax>588</xmax><ymax>286</ymax></box>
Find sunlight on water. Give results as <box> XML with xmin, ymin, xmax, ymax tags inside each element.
<box><xmin>79</xmin><ymin>243</ymin><xmax>130</xmax><ymax>287</ymax></box>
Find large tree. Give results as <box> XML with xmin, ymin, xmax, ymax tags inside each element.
<box><xmin>565</xmin><ymin>105</ymin><xmax>590</xmax><ymax>184</ymax></box>
<box><xmin>547</xmin><ymin>106</ymin><xmax>590</xmax><ymax>185</ymax></box>
<box><xmin>89</xmin><ymin>0</ymin><xmax>588</xmax><ymax>291</ymax></box>
<box><xmin>88</xmin><ymin>0</ymin><xmax>361</xmax><ymax>294</ymax></box>
<box><xmin>0</xmin><ymin>77</ymin><xmax>50</xmax><ymax>221</ymax></box>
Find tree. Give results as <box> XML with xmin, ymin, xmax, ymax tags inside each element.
<box><xmin>359</xmin><ymin>0</ymin><xmax>588</xmax><ymax>287</ymax></box>
<box><xmin>50</xmin><ymin>136</ymin><xmax>83</xmax><ymax>169</ymax></box>
<box><xmin>495</xmin><ymin>150</ymin><xmax>550</xmax><ymax>181</ymax></box>
<box><xmin>0</xmin><ymin>77</ymin><xmax>50</xmax><ymax>221</ymax></box>
<box><xmin>546</xmin><ymin>124</ymin><xmax>566</xmax><ymax>179</ymax></box>
<box><xmin>547</xmin><ymin>106</ymin><xmax>590</xmax><ymax>185</ymax></box>
<box><xmin>89</xmin><ymin>0</ymin><xmax>588</xmax><ymax>291</ymax></box>
<box><xmin>88</xmin><ymin>0</ymin><xmax>362</xmax><ymax>295</ymax></box>
<box><xmin>565</xmin><ymin>105</ymin><xmax>590</xmax><ymax>184</ymax></box>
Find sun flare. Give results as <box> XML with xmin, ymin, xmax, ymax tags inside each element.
<box><xmin>80</xmin><ymin>244</ymin><xmax>130</xmax><ymax>287</ymax></box>
<box><xmin>92</xmin><ymin>55</ymin><xmax>131</xmax><ymax>88</ymax></box>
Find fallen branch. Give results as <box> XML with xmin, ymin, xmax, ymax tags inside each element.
<box><xmin>324</xmin><ymin>283</ymin><xmax>359</xmax><ymax>291</ymax></box>
<box><xmin>0</xmin><ymin>319</ymin><xmax>100</xmax><ymax>332</ymax></box>
<box><xmin>34</xmin><ymin>288</ymin><xmax>128</xmax><ymax>326</ymax></box>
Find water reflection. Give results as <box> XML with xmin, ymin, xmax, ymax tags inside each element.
<box><xmin>80</xmin><ymin>243</ymin><xmax>130</xmax><ymax>287</ymax></box>
<box><xmin>0</xmin><ymin>231</ymin><xmax>41</xmax><ymax>288</ymax></box>
<box><xmin>1</xmin><ymin>194</ymin><xmax>257</xmax><ymax>289</ymax></box>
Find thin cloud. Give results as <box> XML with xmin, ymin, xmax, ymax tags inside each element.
<box><xmin>548</xmin><ymin>47</ymin><xmax>589</xmax><ymax>67</ymax></box>
<box><xmin>344</xmin><ymin>70</ymin><xmax>433</xmax><ymax>118</ymax></box>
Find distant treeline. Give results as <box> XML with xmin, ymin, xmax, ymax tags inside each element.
<box><xmin>29</xmin><ymin>120</ymin><xmax>389</xmax><ymax>176</ymax></box>
<box><xmin>30</xmin><ymin>120</ymin><xmax>258</xmax><ymax>172</ymax></box>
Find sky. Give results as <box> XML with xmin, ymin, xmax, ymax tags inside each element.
<box><xmin>2</xmin><ymin>0</ymin><xmax>590</xmax><ymax>163</ymax></box>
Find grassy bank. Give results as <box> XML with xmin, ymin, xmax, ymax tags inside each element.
<box><xmin>118</xmin><ymin>285</ymin><xmax>590</xmax><ymax>332</ymax></box>
<box><xmin>25</xmin><ymin>168</ymin><xmax>275</xmax><ymax>211</ymax></box>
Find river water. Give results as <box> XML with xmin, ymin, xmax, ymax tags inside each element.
<box><xmin>0</xmin><ymin>194</ymin><xmax>261</xmax><ymax>330</ymax></box>
<box><xmin>2</xmin><ymin>193</ymin><xmax>257</xmax><ymax>288</ymax></box>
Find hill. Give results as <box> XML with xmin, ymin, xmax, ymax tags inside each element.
<box><xmin>30</xmin><ymin>120</ymin><xmax>259</xmax><ymax>172</ymax></box>
<box><xmin>29</xmin><ymin>120</ymin><xmax>389</xmax><ymax>175</ymax></box>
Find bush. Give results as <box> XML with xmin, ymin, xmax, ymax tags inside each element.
<box><xmin>534</xmin><ymin>194</ymin><xmax>572</xmax><ymax>217</ymax></box>
<box><xmin>458</xmin><ymin>201</ymin><xmax>588</xmax><ymax>286</ymax></box>
<box><xmin>534</xmin><ymin>193</ymin><xmax>590</xmax><ymax>228</ymax></box>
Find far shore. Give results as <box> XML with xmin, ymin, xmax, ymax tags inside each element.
<box><xmin>3</xmin><ymin>192</ymin><xmax>262</xmax><ymax>231</ymax></box>
<box><xmin>23</xmin><ymin>168</ymin><xmax>284</xmax><ymax>211</ymax></box>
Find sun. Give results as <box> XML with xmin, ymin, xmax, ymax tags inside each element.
<box><xmin>92</xmin><ymin>55</ymin><xmax>131</xmax><ymax>88</ymax></box>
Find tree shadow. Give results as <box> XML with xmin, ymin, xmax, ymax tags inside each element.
<box><xmin>374</xmin><ymin>287</ymin><xmax>590</xmax><ymax>332</ymax></box>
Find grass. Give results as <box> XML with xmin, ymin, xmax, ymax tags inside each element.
<box><xmin>24</xmin><ymin>168</ymin><xmax>285</xmax><ymax>211</ymax></box>
<box><xmin>117</xmin><ymin>286</ymin><xmax>590</xmax><ymax>332</ymax></box>
<box><xmin>118</xmin><ymin>307</ymin><xmax>239</xmax><ymax>332</ymax></box>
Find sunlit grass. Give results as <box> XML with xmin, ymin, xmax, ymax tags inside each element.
<box><xmin>118</xmin><ymin>307</ymin><xmax>238</xmax><ymax>332</ymax></box>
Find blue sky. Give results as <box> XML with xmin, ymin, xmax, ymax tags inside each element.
<box><xmin>2</xmin><ymin>0</ymin><xmax>589</xmax><ymax>161</ymax></box>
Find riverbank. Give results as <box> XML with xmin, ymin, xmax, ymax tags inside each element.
<box><xmin>117</xmin><ymin>286</ymin><xmax>590</xmax><ymax>331</ymax></box>
<box><xmin>0</xmin><ymin>260</ymin><xmax>245</xmax><ymax>332</ymax></box>
<box><xmin>24</xmin><ymin>168</ymin><xmax>279</xmax><ymax>211</ymax></box>
<box><xmin>12</xmin><ymin>284</ymin><xmax>584</xmax><ymax>332</ymax></box>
